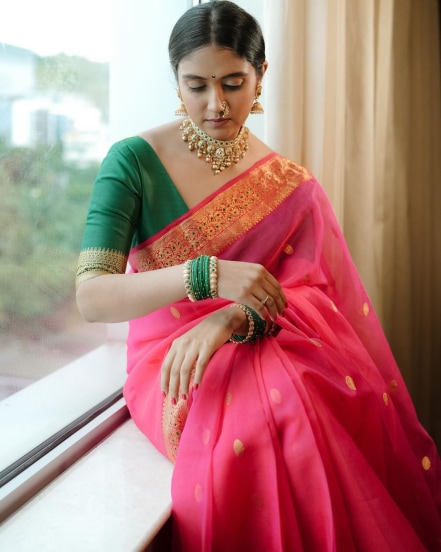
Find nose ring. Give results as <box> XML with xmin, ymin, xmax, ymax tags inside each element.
<box><xmin>220</xmin><ymin>101</ymin><xmax>230</xmax><ymax>118</ymax></box>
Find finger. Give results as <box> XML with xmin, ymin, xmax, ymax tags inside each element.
<box><xmin>262</xmin><ymin>281</ymin><xmax>286</xmax><ymax>314</ymax></box>
<box><xmin>256</xmin><ymin>288</ymin><xmax>280</xmax><ymax>319</ymax></box>
<box><xmin>261</xmin><ymin>294</ymin><xmax>278</xmax><ymax>321</ymax></box>
<box><xmin>253</xmin><ymin>295</ymin><xmax>273</xmax><ymax>320</ymax></box>
<box><xmin>164</xmin><ymin>342</ymin><xmax>188</xmax><ymax>402</ymax></box>
<box><xmin>160</xmin><ymin>351</ymin><xmax>173</xmax><ymax>395</ymax></box>
<box><xmin>271</xmin><ymin>290</ymin><xmax>286</xmax><ymax>315</ymax></box>
<box><xmin>179</xmin><ymin>355</ymin><xmax>196</xmax><ymax>399</ymax></box>
<box><xmin>168</xmin><ymin>355</ymin><xmax>184</xmax><ymax>403</ymax></box>
<box><xmin>193</xmin><ymin>351</ymin><xmax>210</xmax><ymax>388</ymax></box>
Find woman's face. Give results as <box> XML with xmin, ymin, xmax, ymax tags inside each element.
<box><xmin>177</xmin><ymin>45</ymin><xmax>266</xmax><ymax>141</ymax></box>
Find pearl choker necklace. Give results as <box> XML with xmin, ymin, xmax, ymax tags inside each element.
<box><xmin>179</xmin><ymin>118</ymin><xmax>249</xmax><ymax>175</ymax></box>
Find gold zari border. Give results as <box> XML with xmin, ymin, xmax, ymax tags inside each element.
<box><xmin>75</xmin><ymin>247</ymin><xmax>128</xmax><ymax>289</ymax></box>
<box><xmin>131</xmin><ymin>156</ymin><xmax>311</xmax><ymax>272</ymax></box>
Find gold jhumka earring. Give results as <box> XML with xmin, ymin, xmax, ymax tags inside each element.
<box><xmin>250</xmin><ymin>84</ymin><xmax>264</xmax><ymax>114</ymax></box>
<box><xmin>174</xmin><ymin>89</ymin><xmax>188</xmax><ymax>116</ymax></box>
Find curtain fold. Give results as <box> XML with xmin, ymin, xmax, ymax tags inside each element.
<box><xmin>263</xmin><ymin>0</ymin><xmax>441</xmax><ymax>448</ymax></box>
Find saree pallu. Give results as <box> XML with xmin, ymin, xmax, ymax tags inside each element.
<box><xmin>124</xmin><ymin>154</ymin><xmax>441</xmax><ymax>551</ymax></box>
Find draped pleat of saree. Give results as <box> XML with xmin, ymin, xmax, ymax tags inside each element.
<box><xmin>123</xmin><ymin>153</ymin><xmax>441</xmax><ymax>551</ymax></box>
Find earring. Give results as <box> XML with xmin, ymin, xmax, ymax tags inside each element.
<box><xmin>174</xmin><ymin>89</ymin><xmax>188</xmax><ymax>117</ymax></box>
<box><xmin>250</xmin><ymin>85</ymin><xmax>264</xmax><ymax>114</ymax></box>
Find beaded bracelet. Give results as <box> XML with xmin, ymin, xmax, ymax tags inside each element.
<box><xmin>229</xmin><ymin>303</ymin><xmax>267</xmax><ymax>344</ymax></box>
<box><xmin>209</xmin><ymin>255</ymin><xmax>218</xmax><ymax>299</ymax></box>
<box><xmin>183</xmin><ymin>255</ymin><xmax>218</xmax><ymax>302</ymax></box>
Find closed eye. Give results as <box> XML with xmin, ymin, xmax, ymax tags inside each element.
<box><xmin>189</xmin><ymin>84</ymin><xmax>243</xmax><ymax>93</ymax></box>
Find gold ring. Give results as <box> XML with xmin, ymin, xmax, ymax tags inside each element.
<box><xmin>261</xmin><ymin>295</ymin><xmax>270</xmax><ymax>306</ymax></box>
<box><xmin>220</xmin><ymin>101</ymin><xmax>230</xmax><ymax>118</ymax></box>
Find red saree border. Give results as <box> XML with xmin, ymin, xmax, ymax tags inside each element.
<box><xmin>130</xmin><ymin>155</ymin><xmax>312</xmax><ymax>271</ymax></box>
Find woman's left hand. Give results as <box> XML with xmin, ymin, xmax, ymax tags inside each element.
<box><xmin>161</xmin><ymin>307</ymin><xmax>246</xmax><ymax>402</ymax></box>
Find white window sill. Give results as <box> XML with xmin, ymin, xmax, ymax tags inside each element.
<box><xmin>0</xmin><ymin>339</ymin><xmax>128</xmax><ymax>474</ymax></box>
<box><xmin>0</xmin><ymin>415</ymin><xmax>173</xmax><ymax>551</ymax></box>
<box><xmin>0</xmin><ymin>332</ymin><xmax>174</xmax><ymax>551</ymax></box>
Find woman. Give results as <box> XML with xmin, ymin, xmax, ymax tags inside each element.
<box><xmin>76</xmin><ymin>2</ymin><xmax>441</xmax><ymax>550</ymax></box>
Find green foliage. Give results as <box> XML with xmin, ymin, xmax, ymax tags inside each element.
<box><xmin>0</xmin><ymin>142</ymin><xmax>98</xmax><ymax>326</ymax></box>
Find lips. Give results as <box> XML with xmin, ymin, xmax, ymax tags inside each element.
<box><xmin>206</xmin><ymin>118</ymin><xmax>230</xmax><ymax>127</ymax></box>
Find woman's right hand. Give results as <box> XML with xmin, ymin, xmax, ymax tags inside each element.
<box><xmin>217</xmin><ymin>259</ymin><xmax>286</xmax><ymax>320</ymax></box>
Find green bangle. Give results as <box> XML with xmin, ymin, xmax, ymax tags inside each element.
<box><xmin>183</xmin><ymin>256</ymin><xmax>218</xmax><ymax>301</ymax></box>
<box><xmin>229</xmin><ymin>304</ymin><xmax>267</xmax><ymax>344</ymax></box>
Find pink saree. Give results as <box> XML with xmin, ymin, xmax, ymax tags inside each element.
<box><xmin>124</xmin><ymin>154</ymin><xmax>441</xmax><ymax>551</ymax></box>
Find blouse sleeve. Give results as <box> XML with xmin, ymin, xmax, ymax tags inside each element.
<box><xmin>75</xmin><ymin>139</ymin><xmax>142</xmax><ymax>289</ymax></box>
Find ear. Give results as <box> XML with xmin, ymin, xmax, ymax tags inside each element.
<box><xmin>260</xmin><ymin>60</ymin><xmax>269</xmax><ymax>80</ymax></box>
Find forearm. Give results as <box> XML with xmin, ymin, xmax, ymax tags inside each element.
<box><xmin>76</xmin><ymin>264</ymin><xmax>186</xmax><ymax>323</ymax></box>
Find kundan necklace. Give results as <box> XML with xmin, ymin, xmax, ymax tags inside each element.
<box><xmin>179</xmin><ymin>118</ymin><xmax>249</xmax><ymax>175</ymax></box>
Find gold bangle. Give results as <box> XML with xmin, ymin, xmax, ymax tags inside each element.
<box><xmin>209</xmin><ymin>256</ymin><xmax>218</xmax><ymax>299</ymax></box>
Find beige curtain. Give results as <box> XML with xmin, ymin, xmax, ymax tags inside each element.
<box><xmin>263</xmin><ymin>0</ymin><xmax>441</xmax><ymax>448</ymax></box>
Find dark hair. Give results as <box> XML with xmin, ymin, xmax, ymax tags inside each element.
<box><xmin>168</xmin><ymin>0</ymin><xmax>266</xmax><ymax>78</ymax></box>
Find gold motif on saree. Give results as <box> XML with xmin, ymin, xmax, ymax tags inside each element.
<box><xmin>75</xmin><ymin>247</ymin><xmax>128</xmax><ymax>289</ymax></box>
<box><xmin>131</xmin><ymin>156</ymin><xmax>311</xmax><ymax>271</ymax></box>
<box><xmin>170</xmin><ymin>306</ymin><xmax>181</xmax><ymax>318</ymax></box>
<box><xmin>422</xmin><ymin>456</ymin><xmax>431</xmax><ymax>470</ymax></box>
<box><xmin>345</xmin><ymin>375</ymin><xmax>357</xmax><ymax>391</ymax></box>
<box><xmin>233</xmin><ymin>438</ymin><xmax>245</xmax><ymax>456</ymax></box>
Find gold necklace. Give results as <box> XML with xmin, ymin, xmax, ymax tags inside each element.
<box><xmin>179</xmin><ymin>118</ymin><xmax>249</xmax><ymax>175</ymax></box>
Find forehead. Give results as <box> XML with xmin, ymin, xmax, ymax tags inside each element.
<box><xmin>178</xmin><ymin>45</ymin><xmax>253</xmax><ymax>78</ymax></box>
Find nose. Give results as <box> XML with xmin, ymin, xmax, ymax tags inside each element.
<box><xmin>207</xmin><ymin>85</ymin><xmax>224</xmax><ymax>114</ymax></box>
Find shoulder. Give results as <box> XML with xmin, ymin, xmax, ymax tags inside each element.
<box><xmin>104</xmin><ymin>120</ymin><xmax>179</xmax><ymax>160</ymax></box>
<box><xmin>102</xmin><ymin>133</ymin><xmax>167</xmax><ymax>176</ymax></box>
<box><xmin>138</xmin><ymin>120</ymin><xmax>183</xmax><ymax>156</ymax></box>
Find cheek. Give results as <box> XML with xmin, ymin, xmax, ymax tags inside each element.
<box><xmin>181</xmin><ymin>93</ymin><xmax>204</xmax><ymax>115</ymax></box>
<box><xmin>235</xmin><ymin>96</ymin><xmax>255</xmax><ymax>118</ymax></box>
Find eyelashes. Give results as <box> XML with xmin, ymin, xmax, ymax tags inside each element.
<box><xmin>189</xmin><ymin>84</ymin><xmax>243</xmax><ymax>93</ymax></box>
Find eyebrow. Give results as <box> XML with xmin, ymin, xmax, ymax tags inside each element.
<box><xmin>181</xmin><ymin>71</ymin><xmax>249</xmax><ymax>80</ymax></box>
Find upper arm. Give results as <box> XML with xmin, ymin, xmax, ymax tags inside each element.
<box><xmin>75</xmin><ymin>141</ymin><xmax>142</xmax><ymax>288</ymax></box>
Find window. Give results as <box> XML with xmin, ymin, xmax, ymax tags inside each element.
<box><xmin>0</xmin><ymin>0</ymin><xmax>263</xmax><ymax>518</ymax></box>
<box><xmin>0</xmin><ymin>0</ymin><xmax>120</xmax><ymax>494</ymax></box>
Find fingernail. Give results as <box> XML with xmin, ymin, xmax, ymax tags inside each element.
<box><xmin>181</xmin><ymin>393</ymin><xmax>187</xmax><ymax>401</ymax></box>
<box><xmin>161</xmin><ymin>391</ymin><xmax>166</xmax><ymax>399</ymax></box>
<box><xmin>193</xmin><ymin>383</ymin><xmax>199</xmax><ymax>391</ymax></box>
<box><xmin>171</xmin><ymin>397</ymin><xmax>177</xmax><ymax>406</ymax></box>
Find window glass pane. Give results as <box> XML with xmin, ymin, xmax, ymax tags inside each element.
<box><xmin>0</xmin><ymin>0</ymin><xmax>123</xmax><ymax>478</ymax></box>
<box><xmin>0</xmin><ymin>4</ymin><xmax>110</xmax><ymax>398</ymax></box>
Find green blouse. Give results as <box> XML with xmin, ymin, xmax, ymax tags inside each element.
<box><xmin>75</xmin><ymin>137</ymin><xmax>188</xmax><ymax>287</ymax></box>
